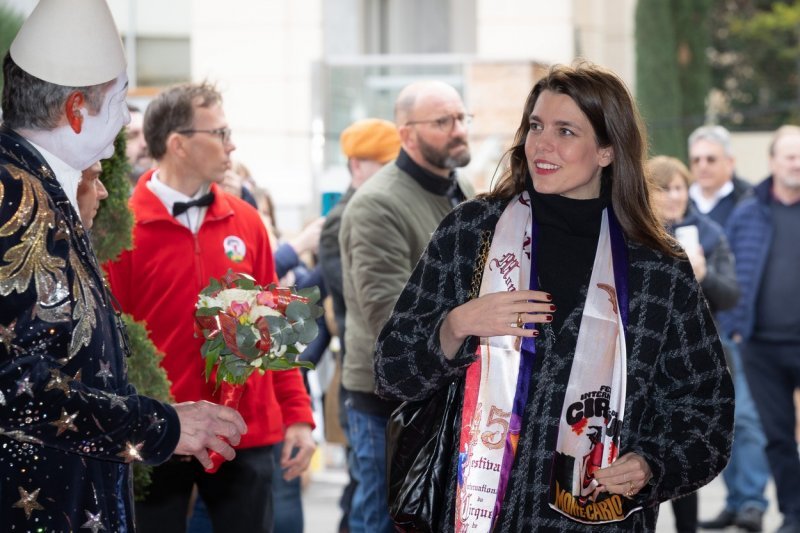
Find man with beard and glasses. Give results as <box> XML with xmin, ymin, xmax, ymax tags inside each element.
<box><xmin>338</xmin><ymin>81</ymin><xmax>475</xmax><ymax>533</ymax></box>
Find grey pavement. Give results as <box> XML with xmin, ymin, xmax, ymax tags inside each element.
<box><xmin>301</xmin><ymin>451</ymin><xmax>784</xmax><ymax>533</ymax></box>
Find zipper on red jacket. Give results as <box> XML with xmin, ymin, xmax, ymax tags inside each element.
<box><xmin>192</xmin><ymin>210</ymin><xmax>234</xmax><ymax>290</ymax></box>
<box><xmin>193</xmin><ymin>233</ymin><xmax>204</xmax><ymax>289</ymax></box>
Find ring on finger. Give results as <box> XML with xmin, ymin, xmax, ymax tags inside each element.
<box><xmin>625</xmin><ymin>480</ymin><xmax>634</xmax><ymax>498</ymax></box>
<box><xmin>516</xmin><ymin>312</ymin><xmax>523</xmax><ymax>328</ymax></box>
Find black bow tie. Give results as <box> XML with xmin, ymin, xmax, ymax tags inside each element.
<box><xmin>172</xmin><ymin>191</ymin><xmax>215</xmax><ymax>216</ymax></box>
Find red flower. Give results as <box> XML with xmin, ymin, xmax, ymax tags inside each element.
<box><xmin>229</xmin><ymin>301</ymin><xmax>251</xmax><ymax>319</ymax></box>
<box><xmin>258</xmin><ymin>287</ymin><xmax>309</xmax><ymax>314</ymax></box>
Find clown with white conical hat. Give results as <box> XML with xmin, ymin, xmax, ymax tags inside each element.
<box><xmin>6</xmin><ymin>0</ymin><xmax>129</xmax><ymax>210</ymax></box>
<box><xmin>0</xmin><ymin>2</ymin><xmax>247</xmax><ymax>530</ymax></box>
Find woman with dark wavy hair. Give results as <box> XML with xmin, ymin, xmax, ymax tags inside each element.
<box><xmin>375</xmin><ymin>62</ymin><xmax>734</xmax><ymax>532</ymax></box>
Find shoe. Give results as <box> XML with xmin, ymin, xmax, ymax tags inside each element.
<box><xmin>735</xmin><ymin>507</ymin><xmax>763</xmax><ymax>532</ymax></box>
<box><xmin>776</xmin><ymin>519</ymin><xmax>800</xmax><ymax>533</ymax></box>
<box><xmin>699</xmin><ymin>508</ymin><xmax>737</xmax><ymax>529</ymax></box>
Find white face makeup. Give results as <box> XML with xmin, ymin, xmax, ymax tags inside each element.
<box><xmin>74</xmin><ymin>72</ymin><xmax>131</xmax><ymax>168</ymax></box>
<box><xmin>31</xmin><ymin>72</ymin><xmax>131</xmax><ymax>171</ymax></box>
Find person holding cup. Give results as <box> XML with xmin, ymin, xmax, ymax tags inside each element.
<box><xmin>648</xmin><ymin>155</ymin><xmax>739</xmax><ymax>318</ymax></box>
<box><xmin>648</xmin><ymin>155</ymin><xmax>739</xmax><ymax>532</ymax></box>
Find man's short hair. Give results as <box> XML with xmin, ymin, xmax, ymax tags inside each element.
<box><xmin>688</xmin><ymin>125</ymin><xmax>733</xmax><ymax>157</ymax></box>
<box><xmin>769</xmin><ymin>125</ymin><xmax>800</xmax><ymax>156</ymax></box>
<box><xmin>1</xmin><ymin>53</ymin><xmax>108</xmax><ymax>130</ymax></box>
<box><xmin>143</xmin><ymin>82</ymin><xmax>222</xmax><ymax>160</ymax></box>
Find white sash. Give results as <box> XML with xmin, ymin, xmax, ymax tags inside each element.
<box><xmin>455</xmin><ymin>194</ymin><xmax>531</xmax><ymax>532</ymax></box>
<box><xmin>456</xmin><ymin>193</ymin><xmax>637</xmax><ymax>530</ymax></box>
<box><xmin>548</xmin><ymin>210</ymin><xmax>638</xmax><ymax>523</ymax></box>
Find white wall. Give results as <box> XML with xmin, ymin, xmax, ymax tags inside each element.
<box><xmin>191</xmin><ymin>0</ymin><xmax>324</xmax><ymax>231</ymax></box>
<box><xmin>476</xmin><ymin>0</ymin><xmax>574</xmax><ymax>63</ymax></box>
<box><xmin>108</xmin><ymin>0</ymin><xmax>191</xmax><ymax>37</ymax></box>
<box><xmin>730</xmin><ymin>131</ymin><xmax>772</xmax><ymax>183</ymax></box>
<box><xmin>4</xmin><ymin>0</ymin><xmax>192</xmax><ymax>36</ymax></box>
<box><xmin>573</xmin><ymin>0</ymin><xmax>636</xmax><ymax>87</ymax></box>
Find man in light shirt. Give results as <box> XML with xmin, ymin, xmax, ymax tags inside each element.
<box><xmin>105</xmin><ymin>82</ymin><xmax>316</xmax><ymax>533</ymax></box>
<box><xmin>687</xmin><ymin>125</ymin><xmax>752</xmax><ymax>226</ymax></box>
<box><xmin>689</xmin><ymin>125</ymin><xmax>767</xmax><ymax>533</ymax></box>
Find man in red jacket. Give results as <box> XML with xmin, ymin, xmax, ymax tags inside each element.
<box><xmin>105</xmin><ymin>82</ymin><xmax>315</xmax><ymax>533</ymax></box>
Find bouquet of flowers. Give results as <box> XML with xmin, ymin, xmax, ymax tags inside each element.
<box><xmin>194</xmin><ymin>269</ymin><xmax>322</xmax><ymax>472</ymax></box>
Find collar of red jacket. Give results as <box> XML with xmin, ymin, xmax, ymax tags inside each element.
<box><xmin>132</xmin><ymin>168</ymin><xmax>235</xmax><ymax>224</ymax></box>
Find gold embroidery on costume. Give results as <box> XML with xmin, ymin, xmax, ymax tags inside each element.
<box><xmin>0</xmin><ymin>165</ymin><xmax>70</xmax><ymax>323</ymax></box>
<box><xmin>0</xmin><ymin>427</ymin><xmax>43</xmax><ymax>445</ymax></box>
<box><xmin>68</xmin><ymin>246</ymin><xmax>98</xmax><ymax>358</ymax></box>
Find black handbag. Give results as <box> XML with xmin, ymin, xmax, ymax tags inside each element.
<box><xmin>385</xmin><ymin>229</ymin><xmax>492</xmax><ymax>532</ymax></box>
<box><xmin>386</xmin><ymin>377</ymin><xmax>462</xmax><ymax>532</ymax></box>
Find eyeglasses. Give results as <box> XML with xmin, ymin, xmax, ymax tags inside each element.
<box><xmin>690</xmin><ymin>155</ymin><xmax>719</xmax><ymax>165</ymax></box>
<box><xmin>405</xmin><ymin>113</ymin><xmax>473</xmax><ymax>132</ymax></box>
<box><xmin>177</xmin><ymin>127</ymin><xmax>233</xmax><ymax>144</ymax></box>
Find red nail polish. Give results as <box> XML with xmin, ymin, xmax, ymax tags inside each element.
<box><xmin>532</xmin><ymin>330</ymin><xmax>539</xmax><ymax>337</ymax></box>
<box><xmin>545</xmin><ymin>293</ymin><xmax>553</xmax><ymax>301</ymax></box>
<box><xmin>549</xmin><ymin>304</ymin><xmax>556</xmax><ymax>311</ymax></box>
<box><xmin>545</xmin><ymin>315</ymin><xmax>553</xmax><ymax>322</ymax></box>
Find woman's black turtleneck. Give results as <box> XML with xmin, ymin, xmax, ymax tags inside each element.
<box><xmin>524</xmin><ymin>178</ymin><xmax>609</xmax><ymax>331</ymax></box>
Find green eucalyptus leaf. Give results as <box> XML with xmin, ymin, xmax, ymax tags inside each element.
<box><xmin>297</xmin><ymin>286</ymin><xmax>321</xmax><ymax>304</ymax></box>
<box><xmin>196</xmin><ymin>306</ymin><xmax>223</xmax><ymax>317</ymax></box>
<box><xmin>202</xmin><ymin>278</ymin><xmax>222</xmax><ymax>296</ymax></box>
<box><xmin>237</xmin><ymin>324</ymin><xmax>258</xmax><ymax>350</ymax></box>
<box><xmin>286</xmin><ymin>300</ymin><xmax>311</xmax><ymax>321</ymax></box>
<box><xmin>309</xmin><ymin>304</ymin><xmax>324</xmax><ymax>320</ymax></box>
<box><xmin>266</xmin><ymin>315</ymin><xmax>298</xmax><ymax>346</ymax></box>
<box><xmin>263</xmin><ymin>357</ymin><xmax>294</xmax><ymax>371</ymax></box>
<box><xmin>263</xmin><ymin>357</ymin><xmax>315</xmax><ymax>371</ymax></box>
<box><xmin>295</xmin><ymin>318</ymin><xmax>319</xmax><ymax>344</ymax></box>
<box><xmin>239</xmin><ymin>343</ymin><xmax>260</xmax><ymax>359</ymax></box>
<box><xmin>233</xmin><ymin>277</ymin><xmax>257</xmax><ymax>290</ymax></box>
<box><xmin>205</xmin><ymin>352</ymin><xmax>216</xmax><ymax>380</ymax></box>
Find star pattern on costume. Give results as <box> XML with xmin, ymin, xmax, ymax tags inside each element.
<box><xmin>51</xmin><ymin>408</ymin><xmax>79</xmax><ymax>436</ymax></box>
<box><xmin>12</xmin><ymin>486</ymin><xmax>44</xmax><ymax>519</ymax></box>
<box><xmin>0</xmin><ymin>319</ymin><xmax>17</xmax><ymax>353</ymax></box>
<box><xmin>104</xmin><ymin>392</ymin><xmax>128</xmax><ymax>411</ymax></box>
<box><xmin>95</xmin><ymin>360</ymin><xmax>113</xmax><ymax>386</ymax></box>
<box><xmin>80</xmin><ymin>510</ymin><xmax>106</xmax><ymax>532</ymax></box>
<box><xmin>15</xmin><ymin>373</ymin><xmax>34</xmax><ymax>398</ymax></box>
<box><xmin>147</xmin><ymin>413</ymin><xmax>165</xmax><ymax>431</ymax></box>
<box><xmin>45</xmin><ymin>368</ymin><xmax>72</xmax><ymax>395</ymax></box>
<box><xmin>116</xmin><ymin>441</ymin><xmax>144</xmax><ymax>463</ymax></box>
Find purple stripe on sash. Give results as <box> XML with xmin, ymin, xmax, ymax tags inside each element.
<box><xmin>492</xmin><ymin>211</ymin><xmax>540</xmax><ymax>525</ymax></box>
<box><xmin>607</xmin><ymin>207</ymin><xmax>629</xmax><ymax>327</ymax></box>
<box><xmin>492</xmin><ymin>346</ymin><xmax>535</xmax><ymax>523</ymax></box>
<box><xmin>491</xmin><ymin>208</ymin><xmax>630</xmax><ymax>527</ymax></box>
<box><xmin>520</xmin><ymin>214</ymin><xmax>540</xmax><ymax>354</ymax></box>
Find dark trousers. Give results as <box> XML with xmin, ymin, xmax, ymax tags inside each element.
<box><xmin>670</xmin><ymin>493</ymin><xmax>697</xmax><ymax>533</ymax></box>
<box><xmin>742</xmin><ymin>340</ymin><xmax>800</xmax><ymax>521</ymax></box>
<box><xmin>135</xmin><ymin>445</ymin><xmax>274</xmax><ymax>533</ymax></box>
<box><xmin>271</xmin><ymin>442</ymin><xmax>303</xmax><ymax>533</ymax></box>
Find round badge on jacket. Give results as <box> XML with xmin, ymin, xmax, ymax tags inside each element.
<box><xmin>224</xmin><ymin>235</ymin><xmax>246</xmax><ymax>262</ymax></box>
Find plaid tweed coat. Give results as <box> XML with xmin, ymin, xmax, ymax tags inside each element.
<box><xmin>375</xmin><ymin>196</ymin><xmax>734</xmax><ymax>532</ymax></box>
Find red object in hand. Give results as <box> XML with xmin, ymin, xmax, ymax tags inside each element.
<box><xmin>205</xmin><ymin>383</ymin><xmax>245</xmax><ymax>474</ymax></box>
